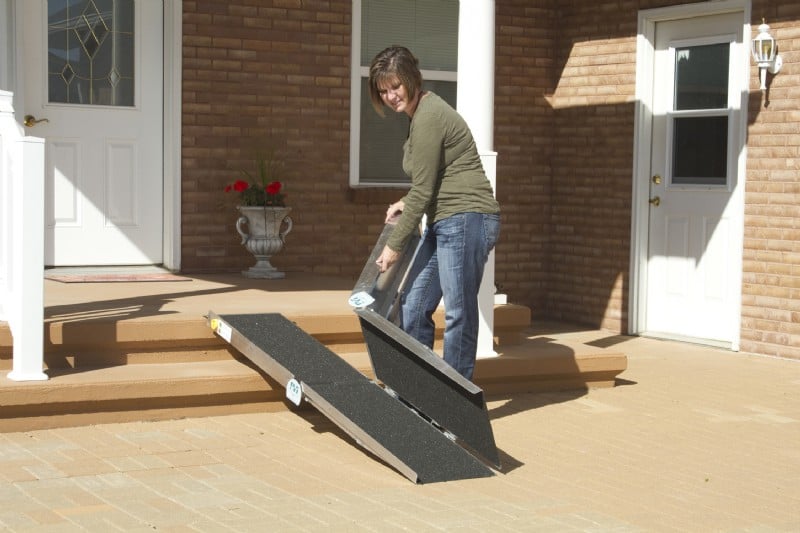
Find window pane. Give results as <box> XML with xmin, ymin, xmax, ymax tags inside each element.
<box><xmin>357</xmin><ymin>0</ymin><xmax>458</xmax><ymax>185</ymax></box>
<box><xmin>674</xmin><ymin>44</ymin><xmax>729</xmax><ymax>110</ymax></box>
<box><xmin>360</xmin><ymin>80</ymin><xmax>457</xmax><ymax>184</ymax></box>
<box><xmin>671</xmin><ymin>116</ymin><xmax>728</xmax><ymax>185</ymax></box>
<box><xmin>360</xmin><ymin>83</ymin><xmax>408</xmax><ymax>182</ymax></box>
<box><xmin>413</xmin><ymin>1</ymin><xmax>459</xmax><ymax>71</ymax></box>
<box><xmin>47</xmin><ymin>0</ymin><xmax>135</xmax><ymax>106</ymax></box>
<box><xmin>361</xmin><ymin>0</ymin><xmax>458</xmax><ymax>71</ymax></box>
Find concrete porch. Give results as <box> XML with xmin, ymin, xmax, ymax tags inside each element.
<box><xmin>0</xmin><ymin>271</ymin><xmax>627</xmax><ymax>432</ymax></box>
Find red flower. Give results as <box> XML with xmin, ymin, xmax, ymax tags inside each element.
<box><xmin>223</xmin><ymin>158</ymin><xmax>286</xmax><ymax>207</ymax></box>
<box><xmin>266</xmin><ymin>181</ymin><xmax>282</xmax><ymax>195</ymax></box>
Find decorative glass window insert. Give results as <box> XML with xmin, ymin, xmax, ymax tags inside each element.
<box><xmin>669</xmin><ymin>43</ymin><xmax>730</xmax><ymax>186</ymax></box>
<box><xmin>47</xmin><ymin>0</ymin><xmax>135</xmax><ymax>106</ymax></box>
<box><xmin>354</xmin><ymin>0</ymin><xmax>459</xmax><ymax>185</ymax></box>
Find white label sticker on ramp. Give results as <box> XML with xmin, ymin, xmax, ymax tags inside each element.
<box><xmin>211</xmin><ymin>319</ymin><xmax>233</xmax><ymax>343</ymax></box>
<box><xmin>348</xmin><ymin>291</ymin><xmax>375</xmax><ymax>308</ymax></box>
<box><xmin>286</xmin><ymin>378</ymin><xmax>303</xmax><ymax>406</ymax></box>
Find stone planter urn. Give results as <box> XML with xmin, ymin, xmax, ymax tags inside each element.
<box><xmin>235</xmin><ymin>206</ymin><xmax>293</xmax><ymax>279</ymax></box>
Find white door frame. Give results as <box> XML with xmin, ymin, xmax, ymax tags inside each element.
<box><xmin>163</xmin><ymin>0</ymin><xmax>182</xmax><ymax>271</ymax></box>
<box><xmin>629</xmin><ymin>0</ymin><xmax>751</xmax><ymax>349</ymax></box>
<box><xmin>8</xmin><ymin>0</ymin><xmax>182</xmax><ymax>270</ymax></box>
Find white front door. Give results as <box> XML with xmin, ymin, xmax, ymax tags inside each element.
<box><xmin>22</xmin><ymin>0</ymin><xmax>163</xmax><ymax>266</ymax></box>
<box><xmin>643</xmin><ymin>12</ymin><xmax>745</xmax><ymax>347</ymax></box>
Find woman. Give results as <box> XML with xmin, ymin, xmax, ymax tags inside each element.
<box><xmin>369</xmin><ymin>46</ymin><xmax>501</xmax><ymax>381</ymax></box>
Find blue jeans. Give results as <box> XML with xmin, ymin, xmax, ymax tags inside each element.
<box><xmin>400</xmin><ymin>212</ymin><xmax>501</xmax><ymax>380</ymax></box>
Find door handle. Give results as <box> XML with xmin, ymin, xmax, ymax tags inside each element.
<box><xmin>649</xmin><ymin>196</ymin><xmax>661</xmax><ymax>207</ymax></box>
<box><xmin>23</xmin><ymin>114</ymin><xmax>50</xmax><ymax>127</ymax></box>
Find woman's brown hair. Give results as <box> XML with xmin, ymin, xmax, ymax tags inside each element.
<box><xmin>368</xmin><ymin>46</ymin><xmax>423</xmax><ymax>117</ymax></box>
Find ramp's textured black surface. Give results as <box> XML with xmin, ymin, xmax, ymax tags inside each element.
<box><xmin>218</xmin><ymin>313</ymin><xmax>365</xmax><ymax>385</ymax></box>
<box><xmin>350</xmin><ymin>223</ymin><xmax>420</xmax><ymax>319</ymax></box>
<box><xmin>356</xmin><ymin>308</ymin><xmax>501</xmax><ymax>468</ymax></box>
<box><xmin>212</xmin><ymin>312</ymin><xmax>494</xmax><ymax>483</ymax></box>
<box><xmin>307</xmin><ymin>381</ymin><xmax>494</xmax><ymax>483</ymax></box>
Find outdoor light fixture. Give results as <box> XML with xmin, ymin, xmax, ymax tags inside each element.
<box><xmin>751</xmin><ymin>19</ymin><xmax>782</xmax><ymax>91</ymax></box>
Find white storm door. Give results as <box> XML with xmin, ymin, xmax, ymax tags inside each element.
<box><xmin>644</xmin><ymin>13</ymin><xmax>744</xmax><ymax>346</ymax></box>
<box><xmin>22</xmin><ymin>0</ymin><xmax>163</xmax><ymax>266</ymax></box>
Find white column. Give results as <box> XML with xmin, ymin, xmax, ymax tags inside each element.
<box><xmin>7</xmin><ymin>135</ymin><xmax>47</xmax><ymax>381</ymax></box>
<box><xmin>457</xmin><ymin>0</ymin><xmax>495</xmax><ymax>152</ymax></box>
<box><xmin>457</xmin><ymin>0</ymin><xmax>498</xmax><ymax>358</ymax></box>
<box><xmin>1</xmin><ymin>6</ymin><xmax>47</xmax><ymax>381</ymax></box>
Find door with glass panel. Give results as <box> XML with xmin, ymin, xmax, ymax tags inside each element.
<box><xmin>644</xmin><ymin>13</ymin><xmax>744</xmax><ymax>345</ymax></box>
<box><xmin>22</xmin><ymin>0</ymin><xmax>163</xmax><ymax>265</ymax></box>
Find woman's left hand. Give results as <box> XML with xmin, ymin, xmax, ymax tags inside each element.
<box><xmin>385</xmin><ymin>200</ymin><xmax>405</xmax><ymax>224</ymax></box>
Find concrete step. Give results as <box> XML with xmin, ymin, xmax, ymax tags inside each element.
<box><xmin>0</xmin><ymin>343</ymin><xmax>626</xmax><ymax>432</ymax></box>
<box><xmin>1</xmin><ymin>304</ymin><xmax>532</xmax><ymax>370</ymax></box>
<box><xmin>0</xmin><ymin>305</ymin><xmax>627</xmax><ymax>432</ymax></box>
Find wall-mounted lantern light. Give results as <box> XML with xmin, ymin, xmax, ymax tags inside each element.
<box><xmin>751</xmin><ymin>20</ymin><xmax>782</xmax><ymax>91</ymax></box>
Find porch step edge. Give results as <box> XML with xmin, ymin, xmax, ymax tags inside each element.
<box><xmin>0</xmin><ymin>347</ymin><xmax>626</xmax><ymax>432</ymax></box>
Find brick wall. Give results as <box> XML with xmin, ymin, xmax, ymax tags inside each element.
<box><xmin>543</xmin><ymin>0</ymin><xmax>800</xmax><ymax>356</ymax></box>
<box><xmin>740</xmin><ymin>1</ymin><xmax>800</xmax><ymax>358</ymax></box>
<box><xmin>179</xmin><ymin>0</ymin><xmax>558</xmax><ymax>308</ymax></box>
<box><xmin>179</xmin><ymin>0</ymin><xmax>800</xmax><ymax>359</ymax></box>
<box><xmin>181</xmin><ymin>0</ymin><xmax>397</xmax><ymax>277</ymax></box>
<box><xmin>494</xmin><ymin>0</ymin><xmax>556</xmax><ymax>320</ymax></box>
<box><xmin>546</xmin><ymin>5</ymin><xmax>638</xmax><ymax>332</ymax></box>
<box><xmin>542</xmin><ymin>0</ymin><xmax>703</xmax><ymax>331</ymax></box>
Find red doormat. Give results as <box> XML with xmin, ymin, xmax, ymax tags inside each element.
<box><xmin>45</xmin><ymin>273</ymin><xmax>193</xmax><ymax>283</ymax></box>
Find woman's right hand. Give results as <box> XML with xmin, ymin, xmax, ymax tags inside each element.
<box><xmin>375</xmin><ymin>245</ymin><xmax>400</xmax><ymax>273</ymax></box>
<box><xmin>385</xmin><ymin>200</ymin><xmax>404</xmax><ymax>224</ymax></box>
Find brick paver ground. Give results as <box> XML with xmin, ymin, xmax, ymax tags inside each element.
<box><xmin>1</xmin><ymin>329</ymin><xmax>798</xmax><ymax>532</ymax></box>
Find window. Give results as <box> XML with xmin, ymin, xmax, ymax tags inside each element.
<box><xmin>350</xmin><ymin>0</ymin><xmax>459</xmax><ymax>186</ymax></box>
<box><xmin>668</xmin><ymin>43</ymin><xmax>731</xmax><ymax>187</ymax></box>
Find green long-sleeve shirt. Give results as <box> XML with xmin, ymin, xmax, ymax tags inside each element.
<box><xmin>387</xmin><ymin>92</ymin><xmax>500</xmax><ymax>252</ymax></box>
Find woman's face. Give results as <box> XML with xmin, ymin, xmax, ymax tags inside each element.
<box><xmin>377</xmin><ymin>76</ymin><xmax>416</xmax><ymax>117</ymax></box>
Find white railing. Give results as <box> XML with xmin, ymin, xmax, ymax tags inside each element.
<box><xmin>0</xmin><ymin>90</ymin><xmax>47</xmax><ymax>381</ymax></box>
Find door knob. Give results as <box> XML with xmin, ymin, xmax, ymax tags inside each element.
<box><xmin>649</xmin><ymin>196</ymin><xmax>661</xmax><ymax>207</ymax></box>
<box><xmin>23</xmin><ymin>114</ymin><xmax>50</xmax><ymax>127</ymax></box>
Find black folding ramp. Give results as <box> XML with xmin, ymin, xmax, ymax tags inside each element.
<box><xmin>347</xmin><ymin>224</ymin><xmax>501</xmax><ymax>470</ymax></box>
<box><xmin>355</xmin><ymin>308</ymin><xmax>501</xmax><ymax>469</ymax></box>
<box><xmin>208</xmin><ymin>311</ymin><xmax>494</xmax><ymax>483</ymax></box>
